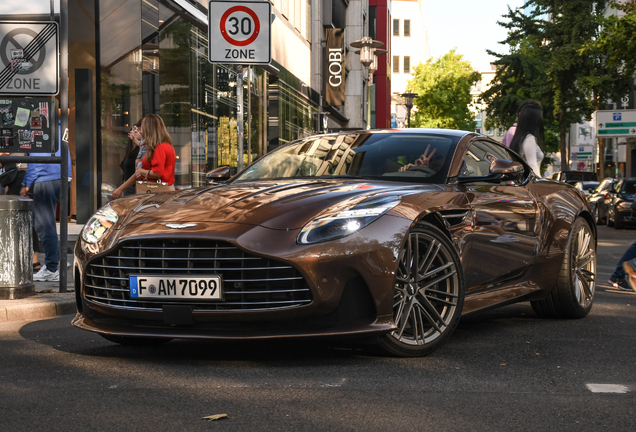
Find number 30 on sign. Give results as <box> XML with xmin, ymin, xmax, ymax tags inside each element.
<box><xmin>208</xmin><ymin>1</ymin><xmax>271</xmax><ymax>65</ymax></box>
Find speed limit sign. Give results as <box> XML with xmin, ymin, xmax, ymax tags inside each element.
<box><xmin>208</xmin><ymin>1</ymin><xmax>271</xmax><ymax>64</ymax></box>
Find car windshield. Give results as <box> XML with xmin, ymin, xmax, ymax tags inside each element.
<box><xmin>234</xmin><ymin>133</ymin><xmax>458</xmax><ymax>183</ymax></box>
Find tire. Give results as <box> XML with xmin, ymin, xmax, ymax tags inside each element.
<box><xmin>615</xmin><ymin>215</ymin><xmax>623</xmax><ymax>230</ymax></box>
<box><xmin>607</xmin><ymin>209</ymin><xmax>614</xmax><ymax>227</ymax></box>
<box><xmin>592</xmin><ymin>206</ymin><xmax>600</xmax><ymax>225</ymax></box>
<box><xmin>99</xmin><ymin>334</ymin><xmax>172</xmax><ymax>346</ymax></box>
<box><xmin>531</xmin><ymin>218</ymin><xmax>596</xmax><ymax>319</ymax></box>
<box><xmin>378</xmin><ymin>223</ymin><xmax>465</xmax><ymax>357</ymax></box>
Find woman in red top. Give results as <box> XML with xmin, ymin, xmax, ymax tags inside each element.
<box><xmin>112</xmin><ymin>114</ymin><xmax>176</xmax><ymax>199</ymax></box>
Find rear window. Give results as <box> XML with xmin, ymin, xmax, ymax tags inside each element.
<box><xmin>621</xmin><ymin>181</ymin><xmax>636</xmax><ymax>193</ymax></box>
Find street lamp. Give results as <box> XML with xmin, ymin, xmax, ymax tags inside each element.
<box><xmin>351</xmin><ymin>37</ymin><xmax>387</xmax><ymax>130</ymax></box>
<box><xmin>401</xmin><ymin>92</ymin><xmax>417</xmax><ymax>128</ymax></box>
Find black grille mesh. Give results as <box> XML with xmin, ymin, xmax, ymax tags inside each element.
<box><xmin>84</xmin><ymin>239</ymin><xmax>312</xmax><ymax>311</ymax></box>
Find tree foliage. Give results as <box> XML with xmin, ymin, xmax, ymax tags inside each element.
<box><xmin>481</xmin><ymin>0</ymin><xmax>634</xmax><ymax>171</ymax></box>
<box><xmin>407</xmin><ymin>49</ymin><xmax>481</xmax><ymax>130</ymax></box>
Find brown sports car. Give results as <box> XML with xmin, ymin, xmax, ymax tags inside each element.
<box><xmin>72</xmin><ymin>129</ymin><xmax>597</xmax><ymax>357</ymax></box>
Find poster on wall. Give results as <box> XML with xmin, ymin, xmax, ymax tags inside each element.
<box><xmin>0</xmin><ymin>97</ymin><xmax>54</xmax><ymax>153</ymax></box>
<box><xmin>325</xmin><ymin>28</ymin><xmax>345</xmax><ymax>106</ymax></box>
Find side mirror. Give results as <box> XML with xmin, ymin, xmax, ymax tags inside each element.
<box><xmin>206</xmin><ymin>166</ymin><xmax>231</xmax><ymax>183</ymax></box>
<box><xmin>489</xmin><ymin>159</ymin><xmax>524</xmax><ymax>178</ymax></box>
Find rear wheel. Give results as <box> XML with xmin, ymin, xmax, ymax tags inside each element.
<box><xmin>531</xmin><ymin>218</ymin><xmax>596</xmax><ymax>318</ymax></box>
<box><xmin>592</xmin><ymin>206</ymin><xmax>600</xmax><ymax>225</ymax></box>
<box><xmin>100</xmin><ymin>334</ymin><xmax>172</xmax><ymax>346</ymax></box>
<box><xmin>378</xmin><ymin>223</ymin><xmax>465</xmax><ymax>357</ymax></box>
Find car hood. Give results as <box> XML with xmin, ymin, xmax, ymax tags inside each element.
<box><xmin>111</xmin><ymin>179</ymin><xmax>443</xmax><ymax>230</ymax></box>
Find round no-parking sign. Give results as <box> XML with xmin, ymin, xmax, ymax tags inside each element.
<box><xmin>208</xmin><ymin>1</ymin><xmax>271</xmax><ymax>65</ymax></box>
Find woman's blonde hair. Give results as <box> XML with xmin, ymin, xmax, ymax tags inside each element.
<box><xmin>141</xmin><ymin>114</ymin><xmax>172</xmax><ymax>162</ymax></box>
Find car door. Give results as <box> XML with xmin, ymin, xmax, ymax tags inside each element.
<box><xmin>458</xmin><ymin>139</ymin><xmax>540</xmax><ymax>293</ymax></box>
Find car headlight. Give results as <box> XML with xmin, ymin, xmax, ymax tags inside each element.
<box><xmin>81</xmin><ymin>204</ymin><xmax>119</xmax><ymax>244</ymax></box>
<box><xmin>298</xmin><ymin>195</ymin><xmax>401</xmax><ymax>245</ymax></box>
<box><xmin>618</xmin><ymin>201</ymin><xmax>632</xmax><ymax>211</ymax></box>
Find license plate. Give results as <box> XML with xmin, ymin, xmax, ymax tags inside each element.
<box><xmin>129</xmin><ymin>275</ymin><xmax>223</xmax><ymax>300</ymax></box>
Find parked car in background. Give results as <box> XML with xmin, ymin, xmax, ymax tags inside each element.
<box><xmin>574</xmin><ymin>181</ymin><xmax>599</xmax><ymax>198</ymax></box>
<box><xmin>607</xmin><ymin>178</ymin><xmax>636</xmax><ymax>229</ymax></box>
<box><xmin>552</xmin><ymin>171</ymin><xmax>598</xmax><ymax>185</ymax></box>
<box><xmin>587</xmin><ymin>178</ymin><xmax>619</xmax><ymax>225</ymax></box>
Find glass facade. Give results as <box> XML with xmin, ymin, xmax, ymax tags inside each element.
<box><xmin>100</xmin><ymin>0</ymin><xmax>256</xmax><ymax>191</ymax></box>
<box><xmin>69</xmin><ymin>0</ymin><xmax>317</xmax><ymax>220</ymax></box>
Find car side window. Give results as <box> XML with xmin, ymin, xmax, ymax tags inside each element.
<box><xmin>460</xmin><ymin>140</ymin><xmax>523</xmax><ymax>177</ymax></box>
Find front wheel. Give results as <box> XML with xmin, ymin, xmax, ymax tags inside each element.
<box><xmin>378</xmin><ymin>223</ymin><xmax>465</xmax><ymax>357</ymax></box>
<box><xmin>531</xmin><ymin>218</ymin><xmax>596</xmax><ymax>318</ymax></box>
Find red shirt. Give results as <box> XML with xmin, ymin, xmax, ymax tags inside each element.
<box><xmin>142</xmin><ymin>142</ymin><xmax>176</xmax><ymax>185</ymax></box>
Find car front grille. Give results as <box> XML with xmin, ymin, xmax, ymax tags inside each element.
<box><xmin>84</xmin><ymin>239</ymin><xmax>312</xmax><ymax>311</ymax></box>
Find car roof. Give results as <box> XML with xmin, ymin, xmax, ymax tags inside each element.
<box><xmin>307</xmin><ymin>128</ymin><xmax>474</xmax><ymax>140</ymax></box>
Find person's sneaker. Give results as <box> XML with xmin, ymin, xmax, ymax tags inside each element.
<box><xmin>622</xmin><ymin>259</ymin><xmax>636</xmax><ymax>293</ymax></box>
<box><xmin>608</xmin><ymin>278</ymin><xmax>631</xmax><ymax>291</ymax></box>
<box><xmin>33</xmin><ymin>267</ymin><xmax>59</xmax><ymax>282</ymax></box>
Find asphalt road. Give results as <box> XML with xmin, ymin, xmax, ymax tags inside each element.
<box><xmin>1</xmin><ymin>225</ymin><xmax>636</xmax><ymax>432</ymax></box>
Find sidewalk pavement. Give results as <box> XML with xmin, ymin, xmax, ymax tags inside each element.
<box><xmin>0</xmin><ymin>280</ymin><xmax>76</xmax><ymax>323</ymax></box>
<box><xmin>0</xmin><ymin>255</ymin><xmax>77</xmax><ymax>323</ymax></box>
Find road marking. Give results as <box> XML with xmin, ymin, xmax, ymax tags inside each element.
<box><xmin>586</xmin><ymin>384</ymin><xmax>632</xmax><ymax>393</ymax></box>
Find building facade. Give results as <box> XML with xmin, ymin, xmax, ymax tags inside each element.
<box><xmin>389</xmin><ymin>0</ymin><xmax>428</xmax><ymax>127</ymax></box>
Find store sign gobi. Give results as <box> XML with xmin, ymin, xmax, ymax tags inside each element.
<box><xmin>326</xmin><ymin>28</ymin><xmax>345</xmax><ymax>106</ymax></box>
<box><xmin>208</xmin><ymin>1</ymin><xmax>271</xmax><ymax>65</ymax></box>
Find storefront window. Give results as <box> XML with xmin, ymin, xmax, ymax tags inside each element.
<box><xmin>99</xmin><ymin>0</ymin><xmax>244</xmax><ymax>191</ymax></box>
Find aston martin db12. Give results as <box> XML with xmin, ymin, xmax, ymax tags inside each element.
<box><xmin>73</xmin><ymin>129</ymin><xmax>597</xmax><ymax>357</ymax></box>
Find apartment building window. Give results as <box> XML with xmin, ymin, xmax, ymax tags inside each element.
<box><xmin>404</xmin><ymin>19</ymin><xmax>411</xmax><ymax>37</ymax></box>
<box><xmin>393</xmin><ymin>56</ymin><xmax>400</xmax><ymax>73</ymax></box>
<box><xmin>403</xmin><ymin>56</ymin><xmax>411</xmax><ymax>74</ymax></box>
<box><xmin>393</xmin><ymin>19</ymin><xmax>400</xmax><ymax>36</ymax></box>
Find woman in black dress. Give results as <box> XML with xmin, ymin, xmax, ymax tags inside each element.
<box><xmin>119</xmin><ymin>121</ymin><xmax>142</xmax><ymax>196</ymax></box>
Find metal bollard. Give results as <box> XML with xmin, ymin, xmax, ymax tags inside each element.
<box><xmin>0</xmin><ymin>196</ymin><xmax>34</xmax><ymax>299</ymax></box>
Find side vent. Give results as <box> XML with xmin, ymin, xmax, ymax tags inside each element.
<box><xmin>438</xmin><ymin>209</ymin><xmax>470</xmax><ymax>226</ymax></box>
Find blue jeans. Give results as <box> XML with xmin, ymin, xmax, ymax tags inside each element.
<box><xmin>611</xmin><ymin>241</ymin><xmax>636</xmax><ymax>281</ymax></box>
<box><xmin>33</xmin><ymin>179</ymin><xmax>60</xmax><ymax>273</ymax></box>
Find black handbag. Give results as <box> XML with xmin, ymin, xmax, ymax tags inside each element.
<box><xmin>0</xmin><ymin>165</ymin><xmax>17</xmax><ymax>187</ymax></box>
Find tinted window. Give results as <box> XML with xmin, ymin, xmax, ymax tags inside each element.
<box><xmin>460</xmin><ymin>140</ymin><xmax>522</xmax><ymax>177</ymax></box>
<box><xmin>235</xmin><ymin>133</ymin><xmax>458</xmax><ymax>183</ymax></box>
<box><xmin>621</xmin><ymin>181</ymin><xmax>636</xmax><ymax>193</ymax></box>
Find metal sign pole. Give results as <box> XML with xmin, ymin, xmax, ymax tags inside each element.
<box><xmin>237</xmin><ymin>65</ymin><xmax>244</xmax><ymax>170</ymax></box>
<box><xmin>59</xmin><ymin>0</ymin><xmax>69</xmax><ymax>293</ymax></box>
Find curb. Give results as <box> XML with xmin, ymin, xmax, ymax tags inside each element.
<box><xmin>0</xmin><ymin>293</ymin><xmax>76</xmax><ymax>323</ymax></box>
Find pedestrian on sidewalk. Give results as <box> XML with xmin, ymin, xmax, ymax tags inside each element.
<box><xmin>117</xmin><ymin>121</ymin><xmax>142</xmax><ymax>197</ymax></box>
<box><xmin>20</xmin><ymin>145</ymin><xmax>72</xmax><ymax>282</ymax></box>
<box><xmin>112</xmin><ymin>114</ymin><xmax>175</xmax><ymax>199</ymax></box>
<box><xmin>509</xmin><ymin>100</ymin><xmax>544</xmax><ymax>177</ymax></box>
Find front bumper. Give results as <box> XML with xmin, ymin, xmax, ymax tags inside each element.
<box><xmin>73</xmin><ymin>217</ymin><xmax>410</xmax><ymax>339</ymax></box>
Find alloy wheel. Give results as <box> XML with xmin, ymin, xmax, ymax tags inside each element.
<box><xmin>572</xmin><ymin>223</ymin><xmax>596</xmax><ymax>308</ymax></box>
<box><xmin>390</xmin><ymin>231</ymin><xmax>460</xmax><ymax>346</ymax></box>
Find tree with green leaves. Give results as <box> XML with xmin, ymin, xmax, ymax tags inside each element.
<box><xmin>482</xmin><ymin>0</ymin><xmax>634</xmax><ymax>172</ymax></box>
<box><xmin>407</xmin><ymin>49</ymin><xmax>481</xmax><ymax>130</ymax></box>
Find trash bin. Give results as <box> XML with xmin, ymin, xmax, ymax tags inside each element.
<box><xmin>0</xmin><ymin>195</ymin><xmax>34</xmax><ymax>299</ymax></box>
